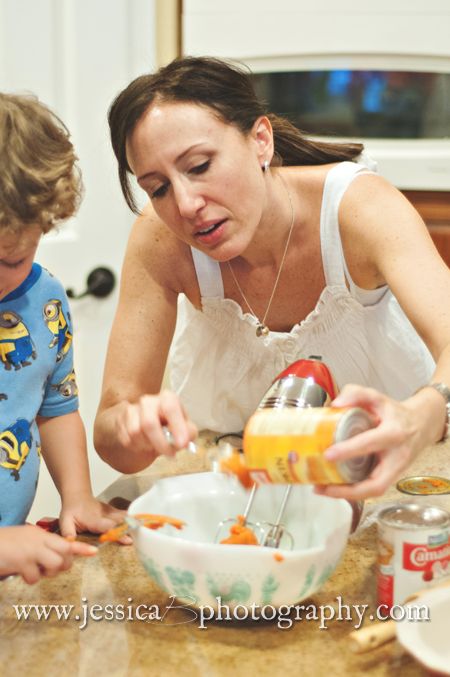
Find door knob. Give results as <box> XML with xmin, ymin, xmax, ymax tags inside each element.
<box><xmin>66</xmin><ymin>267</ymin><xmax>116</xmax><ymax>300</ymax></box>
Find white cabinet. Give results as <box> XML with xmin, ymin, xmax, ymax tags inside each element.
<box><xmin>183</xmin><ymin>1</ymin><xmax>450</xmax><ymax>61</ymax></box>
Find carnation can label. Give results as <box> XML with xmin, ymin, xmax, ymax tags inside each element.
<box><xmin>243</xmin><ymin>406</ymin><xmax>375</xmax><ymax>485</ymax></box>
<box><xmin>377</xmin><ymin>503</ymin><xmax>450</xmax><ymax>609</ymax></box>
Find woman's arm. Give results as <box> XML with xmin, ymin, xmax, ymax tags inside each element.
<box><xmin>319</xmin><ymin>174</ymin><xmax>450</xmax><ymax>499</ymax></box>
<box><xmin>94</xmin><ymin>211</ymin><xmax>197</xmax><ymax>473</ymax></box>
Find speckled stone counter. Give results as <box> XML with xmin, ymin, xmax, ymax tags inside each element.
<box><xmin>1</xmin><ymin>442</ymin><xmax>449</xmax><ymax>677</ymax></box>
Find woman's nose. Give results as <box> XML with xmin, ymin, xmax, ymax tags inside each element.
<box><xmin>174</xmin><ymin>181</ymin><xmax>205</xmax><ymax>218</ymax></box>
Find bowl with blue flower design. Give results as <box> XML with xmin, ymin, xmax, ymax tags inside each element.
<box><xmin>129</xmin><ymin>472</ymin><xmax>352</xmax><ymax>610</ymax></box>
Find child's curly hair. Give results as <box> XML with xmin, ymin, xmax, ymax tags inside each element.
<box><xmin>0</xmin><ymin>92</ymin><xmax>83</xmax><ymax>234</ymax></box>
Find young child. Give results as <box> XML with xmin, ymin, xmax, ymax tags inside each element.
<box><xmin>0</xmin><ymin>92</ymin><xmax>124</xmax><ymax>583</ymax></box>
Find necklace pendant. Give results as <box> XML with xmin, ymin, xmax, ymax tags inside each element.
<box><xmin>256</xmin><ymin>323</ymin><xmax>270</xmax><ymax>337</ymax></box>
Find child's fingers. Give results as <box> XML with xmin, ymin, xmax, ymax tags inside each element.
<box><xmin>116</xmin><ymin>533</ymin><xmax>133</xmax><ymax>546</ymax></box>
<box><xmin>58</xmin><ymin>514</ymin><xmax>77</xmax><ymax>539</ymax></box>
<box><xmin>38</xmin><ymin>549</ymin><xmax>73</xmax><ymax>576</ymax></box>
<box><xmin>68</xmin><ymin>541</ymin><xmax>98</xmax><ymax>557</ymax></box>
<box><xmin>99</xmin><ymin>503</ymin><xmax>128</xmax><ymax>523</ymax></box>
<box><xmin>21</xmin><ymin>563</ymin><xmax>42</xmax><ymax>585</ymax></box>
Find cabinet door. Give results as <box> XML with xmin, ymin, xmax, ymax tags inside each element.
<box><xmin>403</xmin><ymin>191</ymin><xmax>450</xmax><ymax>268</ymax></box>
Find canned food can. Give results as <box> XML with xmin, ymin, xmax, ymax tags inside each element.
<box><xmin>242</xmin><ymin>406</ymin><xmax>375</xmax><ymax>485</ymax></box>
<box><xmin>377</xmin><ymin>503</ymin><xmax>450</xmax><ymax>609</ymax></box>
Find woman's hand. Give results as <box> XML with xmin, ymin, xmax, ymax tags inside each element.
<box><xmin>315</xmin><ymin>384</ymin><xmax>445</xmax><ymax>501</ymax></box>
<box><xmin>115</xmin><ymin>389</ymin><xmax>198</xmax><ymax>460</ymax></box>
<box><xmin>0</xmin><ymin>525</ymin><xmax>97</xmax><ymax>584</ymax></box>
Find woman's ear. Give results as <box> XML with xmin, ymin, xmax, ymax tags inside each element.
<box><xmin>251</xmin><ymin>115</ymin><xmax>274</xmax><ymax>167</ymax></box>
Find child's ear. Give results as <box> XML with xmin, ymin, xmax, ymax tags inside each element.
<box><xmin>251</xmin><ymin>116</ymin><xmax>274</xmax><ymax>167</ymax></box>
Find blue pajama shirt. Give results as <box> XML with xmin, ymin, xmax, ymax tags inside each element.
<box><xmin>0</xmin><ymin>263</ymin><xmax>79</xmax><ymax>524</ymax></box>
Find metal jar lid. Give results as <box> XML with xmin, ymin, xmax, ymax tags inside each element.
<box><xmin>396</xmin><ymin>475</ymin><xmax>450</xmax><ymax>495</ymax></box>
<box><xmin>378</xmin><ymin>502</ymin><xmax>450</xmax><ymax>529</ymax></box>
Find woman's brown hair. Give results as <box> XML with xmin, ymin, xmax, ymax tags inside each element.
<box><xmin>109</xmin><ymin>56</ymin><xmax>364</xmax><ymax>214</ymax></box>
<box><xmin>0</xmin><ymin>92</ymin><xmax>82</xmax><ymax>233</ymax></box>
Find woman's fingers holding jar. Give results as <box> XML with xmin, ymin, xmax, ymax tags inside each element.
<box><xmin>330</xmin><ymin>383</ymin><xmax>421</xmax><ymax>461</ymax></box>
<box><xmin>324</xmin><ymin>417</ymin><xmax>413</xmax><ymax>467</ymax></box>
<box><xmin>315</xmin><ymin>448</ymin><xmax>406</xmax><ymax>500</ymax></box>
<box><xmin>332</xmin><ymin>383</ymin><xmax>385</xmax><ymax>416</ymax></box>
<box><xmin>315</xmin><ymin>384</ymin><xmax>423</xmax><ymax>500</ymax></box>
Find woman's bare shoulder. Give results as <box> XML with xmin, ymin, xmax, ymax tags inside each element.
<box><xmin>287</xmin><ymin>162</ymin><xmax>341</xmax><ymax>194</ymax></box>
<box><xmin>126</xmin><ymin>204</ymin><xmax>194</xmax><ymax>294</ymax></box>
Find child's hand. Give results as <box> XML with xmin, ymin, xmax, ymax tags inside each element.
<box><xmin>0</xmin><ymin>525</ymin><xmax>97</xmax><ymax>584</ymax></box>
<box><xmin>59</xmin><ymin>496</ymin><xmax>131</xmax><ymax>544</ymax></box>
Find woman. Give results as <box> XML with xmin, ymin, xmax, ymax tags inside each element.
<box><xmin>94</xmin><ymin>56</ymin><xmax>450</xmax><ymax>500</ymax></box>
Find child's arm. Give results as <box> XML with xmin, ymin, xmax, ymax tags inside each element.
<box><xmin>37</xmin><ymin>412</ymin><xmax>125</xmax><ymax>539</ymax></box>
<box><xmin>0</xmin><ymin>525</ymin><xmax>97</xmax><ymax>584</ymax></box>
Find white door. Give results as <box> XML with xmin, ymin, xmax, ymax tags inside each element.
<box><xmin>0</xmin><ymin>0</ymin><xmax>156</xmax><ymax>519</ymax></box>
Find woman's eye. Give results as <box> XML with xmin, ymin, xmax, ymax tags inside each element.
<box><xmin>150</xmin><ymin>184</ymin><xmax>169</xmax><ymax>199</ymax></box>
<box><xmin>190</xmin><ymin>160</ymin><xmax>210</xmax><ymax>175</ymax></box>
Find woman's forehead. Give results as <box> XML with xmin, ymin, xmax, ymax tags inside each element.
<box><xmin>137</xmin><ymin>100</ymin><xmax>227</xmax><ymax>136</ymax></box>
<box><xmin>126</xmin><ymin>101</ymin><xmax>240</xmax><ymax>173</ymax></box>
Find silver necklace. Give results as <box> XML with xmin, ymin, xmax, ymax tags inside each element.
<box><xmin>227</xmin><ymin>175</ymin><xmax>295</xmax><ymax>337</ymax></box>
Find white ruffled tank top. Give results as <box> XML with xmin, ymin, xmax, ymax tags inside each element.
<box><xmin>169</xmin><ymin>162</ymin><xmax>435</xmax><ymax>432</ymax></box>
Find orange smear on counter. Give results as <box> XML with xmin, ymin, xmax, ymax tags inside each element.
<box><xmin>99</xmin><ymin>513</ymin><xmax>185</xmax><ymax>543</ymax></box>
<box><xmin>220</xmin><ymin>514</ymin><xmax>259</xmax><ymax>545</ymax></box>
<box><xmin>219</xmin><ymin>451</ymin><xmax>253</xmax><ymax>489</ymax></box>
<box><xmin>273</xmin><ymin>552</ymin><xmax>284</xmax><ymax>562</ymax></box>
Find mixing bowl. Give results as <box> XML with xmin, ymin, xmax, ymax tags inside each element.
<box><xmin>129</xmin><ymin>472</ymin><xmax>352</xmax><ymax>610</ymax></box>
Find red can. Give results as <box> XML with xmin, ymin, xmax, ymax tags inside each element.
<box><xmin>377</xmin><ymin>503</ymin><xmax>450</xmax><ymax>609</ymax></box>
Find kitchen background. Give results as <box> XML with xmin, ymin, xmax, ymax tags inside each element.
<box><xmin>0</xmin><ymin>0</ymin><xmax>449</xmax><ymax>520</ymax></box>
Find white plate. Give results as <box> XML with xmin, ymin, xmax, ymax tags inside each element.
<box><xmin>397</xmin><ymin>586</ymin><xmax>450</xmax><ymax>674</ymax></box>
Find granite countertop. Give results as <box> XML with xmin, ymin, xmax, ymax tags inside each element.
<box><xmin>1</xmin><ymin>440</ymin><xmax>449</xmax><ymax>677</ymax></box>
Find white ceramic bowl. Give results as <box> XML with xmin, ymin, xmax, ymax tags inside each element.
<box><xmin>397</xmin><ymin>586</ymin><xmax>450</xmax><ymax>675</ymax></box>
<box><xmin>129</xmin><ymin>472</ymin><xmax>352</xmax><ymax>610</ymax></box>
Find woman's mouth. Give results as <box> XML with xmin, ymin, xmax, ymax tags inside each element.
<box><xmin>194</xmin><ymin>219</ymin><xmax>227</xmax><ymax>245</ymax></box>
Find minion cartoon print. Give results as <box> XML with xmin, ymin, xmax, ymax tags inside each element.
<box><xmin>0</xmin><ymin>419</ymin><xmax>32</xmax><ymax>481</ymax></box>
<box><xmin>51</xmin><ymin>369</ymin><xmax>78</xmax><ymax>398</ymax></box>
<box><xmin>43</xmin><ymin>299</ymin><xmax>73</xmax><ymax>362</ymax></box>
<box><xmin>0</xmin><ymin>310</ymin><xmax>37</xmax><ymax>371</ymax></box>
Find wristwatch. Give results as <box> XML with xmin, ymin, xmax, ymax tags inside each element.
<box><xmin>422</xmin><ymin>383</ymin><xmax>450</xmax><ymax>442</ymax></box>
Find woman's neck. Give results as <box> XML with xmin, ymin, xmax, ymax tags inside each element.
<box><xmin>238</xmin><ymin>168</ymin><xmax>299</xmax><ymax>270</ymax></box>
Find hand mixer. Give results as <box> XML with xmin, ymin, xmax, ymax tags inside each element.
<box><xmin>164</xmin><ymin>357</ymin><xmax>337</xmax><ymax>550</ymax></box>
<box><xmin>214</xmin><ymin>480</ymin><xmax>294</xmax><ymax>548</ymax></box>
